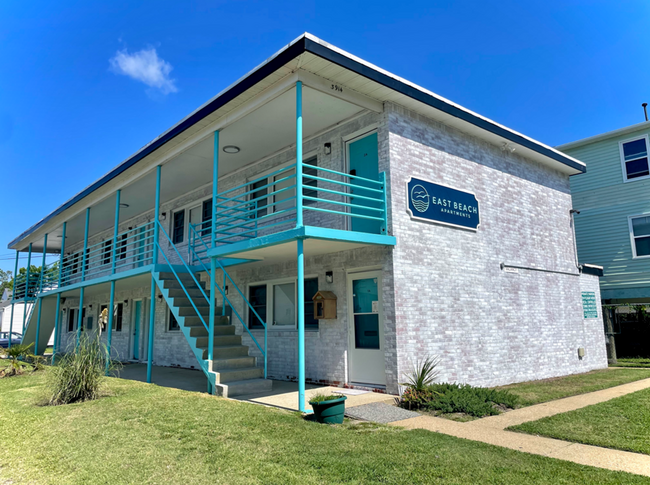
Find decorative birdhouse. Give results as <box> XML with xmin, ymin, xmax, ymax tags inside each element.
<box><xmin>312</xmin><ymin>291</ymin><xmax>337</xmax><ymax>320</ymax></box>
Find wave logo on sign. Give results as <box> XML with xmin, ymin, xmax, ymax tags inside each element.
<box><xmin>410</xmin><ymin>184</ymin><xmax>430</xmax><ymax>212</ymax></box>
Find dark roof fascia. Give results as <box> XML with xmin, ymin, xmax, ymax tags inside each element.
<box><xmin>10</xmin><ymin>35</ymin><xmax>583</xmax><ymax>248</ymax></box>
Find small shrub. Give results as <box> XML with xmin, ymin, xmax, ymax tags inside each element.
<box><xmin>48</xmin><ymin>334</ymin><xmax>120</xmax><ymax>405</ymax></box>
<box><xmin>400</xmin><ymin>355</ymin><xmax>440</xmax><ymax>392</ymax></box>
<box><xmin>309</xmin><ymin>393</ymin><xmax>340</xmax><ymax>404</ymax></box>
<box><xmin>0</xmin><ymin>343</ymin><xmax>43</xmax><ymax>377</ymax></box>
<box><xmin>399</xmin><ymin>383</ymin><xmax>519</xmax><ymax>417</ymax></box>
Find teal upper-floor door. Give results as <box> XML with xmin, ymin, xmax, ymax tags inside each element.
<box><xmin>348</xmin><ymin>132</ymin><xmax>381</xmax><ymax>234</ymax></box>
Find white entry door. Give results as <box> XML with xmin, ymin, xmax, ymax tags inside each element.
<box><xmin>347</xmin><ymin>271</ymin><xmax>386</xmax><ymax>385</ymax></box>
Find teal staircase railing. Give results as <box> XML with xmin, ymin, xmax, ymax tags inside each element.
<box><xmin>187</xmin><ymin>222</ymin><xmax>268</xmax><ymax>377</ymax></box>
<box><xmin>154</xmin><ymin>219</ymin><xmax>268</xmax><ymax>383</ymax></box>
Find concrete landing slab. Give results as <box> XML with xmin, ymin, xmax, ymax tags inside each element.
<box><xmin>345</xmin><ymin>402</ymin><xmax>419</xmax><ymax>423</ymax></box>
<box><xmin>234</xmin><ymin>380</ymin><xmax>396</xmax><ymax>412</ymax></box>
<box><xmin>116</xmin><ymin>363</ymin><xmax>209</xmax><ymax>393</ymax></box>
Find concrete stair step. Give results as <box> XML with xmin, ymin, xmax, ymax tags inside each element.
<box><xmin>210</xmin><ymin>356</ymin><xmax>256</xmax><ymax>371</ymax></box>
<box><xmin>167</xmin><ymin>287</ymin><xmax>206</xmax><ymax>298</ymax></box>
<box><xmin>216</xmin><ymin>378</ymin><xmax>273</xmax><ymax>398</ymax></box>
<box><xmin>211</xmin><ymin>344</ymin><xmax>250</xmax><ymax>358</ymax></box>
<box><xmin>215</xmin><ymin>366</ymin><xmax>263</xmax><ymax>384</ymax></box>
<box><xmin>162</xmin><ymin>279</ymin><xmax>206</xmax><ymax>291</ymax></box>
<box><xmin>183</xmin><ymin>315</ymin><xmax>229</xmax><ymax>329</ymax></box>
<box><xmin>195</xmin><ymin>330</ymin><xmax>236</xmax><ymax>348</ymax></box>
<box><xmin>177</xmin><ymin>305</ymin><xmax>224</xmax><ymax>317</ymax></box>
<box><xmin>188</xmin><ymin>321</ymin><xmax>232</xmax><ymax>337</ymax></box>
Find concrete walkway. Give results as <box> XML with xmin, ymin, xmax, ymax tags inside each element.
<box><xmin>391</xmin><ymin>377</ymin><xmax>650</xmax><ymax>477</ymax></box>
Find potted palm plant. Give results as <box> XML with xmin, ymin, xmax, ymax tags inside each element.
<box><xmin>308</xmin><ymin>393</ymin><xmax>347</xmax><ymax>424</ymax></box>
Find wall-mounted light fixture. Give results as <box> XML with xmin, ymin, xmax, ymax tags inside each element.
<box><xmin>157</xmin><ymin>294</ymin><xmax>163</xmax><ymax>301</ymax></box>
<box><xmin>501</xmin><ymin>142</ymin><xmax>516</xmax><ymax>153</ymax></box>
<box><xmin>61</xmin><ymin>298</ymin><xmax>66</xmax><ymax>305</ymax></box>
<box><xmin>326</xmin><ymin>271</ymin><xmax>334</xmax><ymax>284</ymax></box>
<box><xmin>224</xmin><ymin>285</ymin><xmax>229</xmax><ymax>296</ymax></box>
<box><xmin>123</xmin><ymin>300</ymin><xmax>128</xmax><ymax>306</ymax></box>
<box><xmin>324</xmin><ymin>142</ymin><xmax>332</xmax><ymax>155</ymax></box>
<box><xmin>88</xmin><ymin>304</ymin><xmax>92</xmax><ymax>309</ymax></box>
<box><xmin>160</xmin><ymin>212</ymin><xmax>167</xmax><ymax>221</ymax></box>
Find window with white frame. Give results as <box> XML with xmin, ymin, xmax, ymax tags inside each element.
<box><xmin>620</xmin><ymin>137</ymin><xmax>650</xmax><ymax>180</ymax></box>
<box><xmin>171</xmin><ymin>197</ymin><xmax>213</xmax><ymax>244</ymax></box>
<box><xmin>99</xmin><ymin>303</ymin><xmax>124</xmax><ymax>332</ymax></box>
<box><xmin>248</xmin><ymin>157</ymin><xmax>318</xmax><ymax>219</ymax></box>
<box><xmin>247</xmin><ymin>277</ymin><xmax>319</xmax><ymax>330</ymax></box>
<box><xmin>631</xmin><ymin>215</ymin><xmax>650</xmax><ymax>257</ymax></box>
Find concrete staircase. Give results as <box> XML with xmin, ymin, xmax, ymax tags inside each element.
<box><xmin>153</xmin><ymin>270</ymin><xmax>272</xmax><ymax>398</ymax></box>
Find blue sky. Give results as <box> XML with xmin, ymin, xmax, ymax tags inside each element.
<box><xmin>1</xmin><ymin>0</ymin><xmax>649</xmax><ymax>273</ymax></box>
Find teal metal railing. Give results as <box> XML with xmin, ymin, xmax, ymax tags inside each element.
<box><xmin>59</xmin><ymin>221</ymin><xmax>155</xmax><ymax>287</ymax></box>
<box><xmin>188</xmin><ymin>222</ymin><xmax>267</xmax><ymax>377</ymax></box>
<box><xmin>199</xmin><ymin>163</ymin><xmax>388</xmax><ymax>250</ymax></box>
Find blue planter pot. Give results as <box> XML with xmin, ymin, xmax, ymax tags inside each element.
<box><xmin>309</xmin><ymin>395</ymin><xmax>347</xmax><ymax>424</ymax></box>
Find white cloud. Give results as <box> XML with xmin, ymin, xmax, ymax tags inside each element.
<box><xmin>109</xmin><ymin>47</ymin><xmax>177</xmax><ymax>95</ymax></box>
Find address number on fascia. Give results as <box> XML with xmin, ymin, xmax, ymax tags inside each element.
<box><xmin>331</xmin><ymin>84</ymin><xmax>343</xmax><ymax>93</ymax></box>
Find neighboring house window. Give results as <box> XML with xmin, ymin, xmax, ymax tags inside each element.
<box><xmin>621</xmin><ymin>137</ymin><xmax>650</xmax><ymax>180</ymax></box>
<box><xmin>247</xmin><ymin>157</ymin><xmax>318</xmax><ymax>219</ymax></box>
<box><xmin>102</xmin><ymin>240</ymin><xmax>112</xmax><ymax>265</ymax></box>
<box><xmin>118</xmin><ymin>234</ymin><xmax>127</xmax><ymax>260</ymax></box>
<box><xmin>248</xmin><ymin>284</ymin><xmax>267</xmax><ymax>329</ymax></box>
<box><xmin>631</xmin><ymin>215</ymin><xmax>650</xmax><ymax>257</ymax></box>
<box><xmin>67</xmin><ymin>308</ymin><xmax>76</xmax><ymax>332</ymax></box>
<box><xmin>113</xmin><ymin>303</ymin><xmax>124</xmax><ymax>332</ymax></box>
<box><xmin>247</xmin><ymin>277</ymin><xmax>319</xmax><ymax>329</ymax></box>
<box><xmin>172</xmin><ymin>210</ymin><xmax>185</xmax><ymax>244</ymax></box>
<box><xmin>168</xmin><ymin>309</ymin><xmax>180</xmax><ymax>331</ymax></box>
<box><xmin>302</xmin><ymin>156</ymin><xmax>318</xmax><ymax>205</ymax></box>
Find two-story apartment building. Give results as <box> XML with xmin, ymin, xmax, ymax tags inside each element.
<box><xmin>560</xmin><ymin>121</ymin><xmax>650</xmax><ymax>357</ymax></box>
<box><xmin>8</xmin><ymin>34</ymin><xmax>606</xmax><ymax>411</ymax></box>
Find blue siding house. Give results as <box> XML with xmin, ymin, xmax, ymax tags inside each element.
<box><xmin>560</xmin><ymin>122</ymin><xmax>650</xmax><ymax>356</ymax></box>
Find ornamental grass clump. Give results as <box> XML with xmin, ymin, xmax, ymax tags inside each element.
<box><xmin>48</xmin><ymin>334</ymin><xmax>120</xmax><ymax>405</ymax></box>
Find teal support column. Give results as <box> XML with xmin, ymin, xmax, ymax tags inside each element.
<box><xmin>81</xmin><ymin>208</ymin><xmax>90</xmax><ymax>282</ymax></box>
<box><xmin>208</xmin><ymin>131</ymin><xmax>219</xmax><ymax>366</ymax></box>
<box><xmin>22</xmin><ymin>243</ymin><xmax>33</xmax><ymax>333</ymax></box>
<box><xmin>112</xmin><ymin>190</ymin><xmax>121</xmax><ymax>274</ymax></box>
<box><xmin>106</xmin><ymin>190</ymin><xmax>120</xmax><ymax>374</ymax></box>
<box><xmin>58</xmin><ymin>222</ymin><xmax>67</xmax><ymax>288</ymax></box>
<box><xmin>105</xmin><ymin>280</ymin><xmax>115</xmax><ymax>375</ymax></box>
<box><xmin>8</xmin><ymin>250</ymin><xmax>19</xmax><ymax>349</ymax></box>
<box><xmin>52</xmin><ymin>221</ymin><xmax>66</xmax><ymax>362</ymax></box>
<box><xmin>297</xmin><ymin>239</ymin><xmax>306</xmax><ymax>412</ymax></box>
<box><xmin>76</xmin><ymin>287</ymin><xmax>84</xmax><ymax>347</ymax></box>
<box><xmin>147</xmin><ymin>165</ymin><xmax>161</xmax><ymax>384</ymax></box>
<box><xmin>34</xmin><ymin>233</ymin><xmax>48</xmax><ymax>355</ymax></box>
<box><xmin>52</xmin><ymin>293</ymin><xmax>61</xmax><ymax>364</ymax></box>
<box><xmin>296</xmin><ymin>81</ymin><xmax>303</xmax><ymax>229</ymax></box>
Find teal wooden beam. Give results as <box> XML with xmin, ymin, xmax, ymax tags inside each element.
<box><xmin>296</xmin><ymin>81</ymin><xmax>303</xmax><ymax>229</ymax></box>
<box><xmin>147</xmin><ymin>165</ymin><xmax>161</xmax><ymax>383</ymax></box>
<box><xmin>58</xmin><ymin>222</ymin><xmax>67</xmax><ymax>288</ymax></box>
<box><xmin>81</xmin><ymin>208</ymin><xmax>90</xmax><ymax>282</ymax></box>
<box><xmin>8</xmin><ymin>250</ymin><xmax>18</xmax><ymax>349</ymax></box>
<box><xmin>76</xmin><ymin>287</ymin><xmax>84</xmax><ymax>347</ymax></box>
<box><xmin>105</xmin><ymin>280</ymin><xmax>115</xmax><ymax>375</ymax></box>
<box><xmin>112</xmin><ymin>190</ymin><xmax>121</xmax><ymax>274</ymax></box>
<box><xmin>297</xmin><ymin>238</ymin><xmax>306</xmax><ymax>412</ymax></box>
<box><xmin>52</xmin><ymin>293</ymin><xmax>61</xmax><ymax>364</ymax></box>
<box><xmin>34</xmin><ymin>233</ymin><xmax>48</xmax><ymax>354</ymax></box>
<box><xmin>22</xmin><ymin>243</ymin><xmax>32</xmax><ymax>333</ymax></box>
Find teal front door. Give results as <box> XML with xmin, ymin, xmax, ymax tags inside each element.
<box><xmin>132</xmin><ymin>300</ymin><xmax>142</xmax><ymax>360</ymax></box>
<box><xmin>348</xmin><ymin>132</ymin><xmax>381</xmax><ymax>234</ymax></box>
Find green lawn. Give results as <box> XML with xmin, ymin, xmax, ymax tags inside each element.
<box><xmin>0</xmin><ymin>373</ymin><xmax>646</xmax><ymax>484</ymax></box>
<box><xmin>495</xmin><ymin>368</ymin><xmax>650</xmax><ymax>407</ymax></box>
<box><xmin>509</xmin><ymin>387</ymin><xmax>650</xmax><ymax>456</ymax></box>
<box><xmin>611</xmin><ymin>357</ymin><xmax>650</xmax><ymax>368</ymax></box>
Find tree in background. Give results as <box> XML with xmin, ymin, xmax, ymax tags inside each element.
<box><xmin>0</xmin><ymin>269</ymin><xmax>12</xmax><ymax>294</ymax></box>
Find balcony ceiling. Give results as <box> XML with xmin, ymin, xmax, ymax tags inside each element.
<box><xmin>47</xmin><ymin>86</ymin><xmax>364</xmax><ymax>250</ymax></box>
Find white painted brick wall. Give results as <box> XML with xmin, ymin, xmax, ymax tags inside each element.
<box><xmin>386</xmin><ymin>102</ymin><xmax>607</xmax><ymax>389</ymax></box>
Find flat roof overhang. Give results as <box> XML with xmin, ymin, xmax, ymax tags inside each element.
<box><xmin>10</xmin><ymin>33</ymin><xmax>585</xmax><ymax>251</ymax></box>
